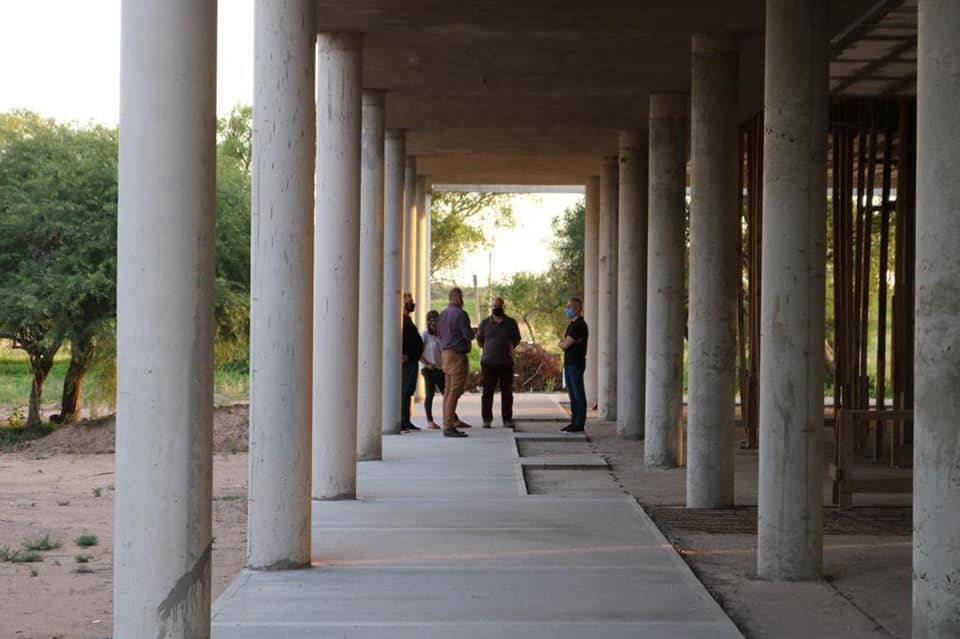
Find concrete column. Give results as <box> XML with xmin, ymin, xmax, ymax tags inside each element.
<box><xmin>403</xmin><ymin>157</ymin><xmax>418</xmax><ymax>298</ymax></box>
<box><xmin>645</xmin><ymin>93</ymin><xmax>688</xmax><ymax>467</ymax></box>
<box><xmin>423</xmin><ymin>188</ymin><xmax>432</xmax><ymax>306</ymax></box>
<box><xmin>114</xmin><ymin>0</ymin><xmax>216</xmax><ymax>635</ymax></box>
<box><xmin>913</xmin><ymin>1</ymin><xmax>960</xmax><ymax>633</ymax></box>
<box><xmin>313</xmin><ymin>32</ymin><xmax>362</xmax><ymax>500</ymax></box>
<box><xmin>414</xmin><ymin>176</ymin><xmax>428</xmax><ymax>401</ymax></box>
<box><xmin>583</xmin><ymin>176</ymin><xmax>600</xmax><ymax>409</ymax></box>
<box><xmin>356</xmin><ymin>90</ymin><xmax>385</xmax><ymax>462</ymax></box>
<box><xmin>382</xmin><ymin>130</ymin><xmax>406</xmax><ymax>436</ymax></box>
<box><xmin>597</xmin><ymin>156</ymin><xmax>619</xmax><ymax>421</ymax></box>
<box><xmin>756</xmin><ymin>0</ymin><xmax>828</xmax><ymax>582</ymax></box>
<box><xmin>247</xmin><ymin>0</ymin><xmax>315</xmax><ymax>570</ymax></box>
<box><xmin>616</xmin><ymin>131</ymin><xmax>649</xmax><ymax>440</ymax></box>
<box><xmin>687</xmin><ymin>35</ymin><xmax>739</xmax><ymax>509</ymax></box>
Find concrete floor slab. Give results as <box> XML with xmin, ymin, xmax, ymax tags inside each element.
<box><xmin>515</xmin><ymin>431</ymin><xmax>588</xmax><ymax>442</ymax></box>
<box><xmin>213</xmin><ymin>395</ymin><xmax>742</xmax><ymax>638</ymax></box>
<box><xmin>519</xmin><ymin>454</ymin><xmax>609</xmax><ymax>469</ymax></box>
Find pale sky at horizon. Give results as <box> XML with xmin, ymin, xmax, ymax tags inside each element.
<box><xmin>0</xmin><ymin>0</ymin><xmax>254</xmax><ymax>124</ymax></box>
<box><xmin>0</xmin><ymin>1</ymin><xmax>578</xmax><ymax>278</ymax></box>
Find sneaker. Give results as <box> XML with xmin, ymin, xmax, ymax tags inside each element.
<box><xmin>503</xmin><ymin>420</ymin><xmax>515</xmax><ymax>429</ymax></box>
<box><xmin>400</xmin><ymin>423</ymin><xmax>421</xmax><ymax>432</ymax></box>
<box><xmin>482</xmin><ymin>422</ymin><xmax>492</xmax><ymax>429</ymax></box>
<box><xmin>560</xmin><ymin>424</ymin><xmax>585</xmax><ymax>433</ymax></box>
<box><xmin>443</xmin><ymin>428</ymin><xmax>468</xmax><ymax>438</ymax></box>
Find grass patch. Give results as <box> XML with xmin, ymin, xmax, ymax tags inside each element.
<box><xmin>0</xmin><ymin>424</ymin><xmax>55</xmax><ymax>451</ymax></box>
<box><xmin>0</xmin><ymin>546</ymin><xmax>44</xmax><ymax>563</ymax></box>
<box><xmin>73</xmin><ymin>565</ymin><xmax>94</xmax><ymax>574</ymax></box>
<box><xmin>75</xmin><ymin>534</ymin><xmax>98</xmax><ymax>547</ymax></box>
<box><xmin>213</xmin><ymin>494</ymin><xmax>243</xmax><ymax>502</ymax></box>
<box><xmin>23</xmin><ymin>534</ymin><xmax>62</xmax><ymax>551</ymax></box>
<box><xmin>92</xmin><ymin>487</ymin><xmax>102</xmax><ymax>498</ymax></box>
<box><xmin>74</xmin><ymin>553</ymin><xmax>93</xmax><ymax>563</ymax></box>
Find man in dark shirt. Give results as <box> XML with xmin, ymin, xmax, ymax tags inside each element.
<box><xmin>558</xmin><ymin>297</ymin><xmax>588</xmax><ymax>433</ymax></box>
<box><xmin>401</xmin><ymin>292</ymin><xmax>424</xmax><ymax>432</ymax></box>
<box><xmin>476</xmin><ymin>297</ymin><xmax>522</xmax><ymax>428</ymax></box>
<box><xmin>437</xmin><ymin>287</ymin><xmax>473</xmax><ymax>437</ymax></box>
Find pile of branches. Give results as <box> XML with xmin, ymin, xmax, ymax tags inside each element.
<box><xmin>466</xmin><ymin>343</ymin><xmax>563</xmax><ymax>393</ymax></box>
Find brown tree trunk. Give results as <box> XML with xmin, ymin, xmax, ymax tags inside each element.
<box><xmin>56</xmin><ymin>336</ymin><xmax>96</xmax><ymax>423</ymax></box>
<box><xmin>27</xmin><ymin>350</ymin><xmax>56</xmax><ymax>427</ymax></box>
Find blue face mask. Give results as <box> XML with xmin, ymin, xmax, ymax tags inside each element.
<box><xmin>565</xmin><ymin>307</ymin><xmax>575</xmax><ymax>319</ymax></box>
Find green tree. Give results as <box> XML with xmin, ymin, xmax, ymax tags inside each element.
<box><xmin>0</xmin><ymin>115</ymin><xmax>118</xmax><ymax>424</ymax></box>
<box><xmin>430</xmin><ymin>192</ymin><xmax>514</xmax><ymax>279</ymax></box>
<box><xmin>547</xmin><ymin>199</ymin><xmax>585</xmax><ymax>296</ymax></box>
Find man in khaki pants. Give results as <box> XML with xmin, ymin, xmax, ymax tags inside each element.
<box><xmin>437</xmin><ymin>287</ymin><xmax>473</xmax><ymax>437</ymax></box>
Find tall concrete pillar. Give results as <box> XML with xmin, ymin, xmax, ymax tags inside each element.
<box><xmin>423</xmin><ymin>187</ymin><xmax>432</xmax><ymax>306</ymax></box>
<box><xmin>416</xmin><ymin>175</ymin><xmax>428</xmax><ymax>321</ymax></box>
<box><xmin>913</xmin><ymin>1</ymin><xmax>960</xmax><ymax>633</ymax></box>
<box><xmin>403</xmin><ymin>157</ymin><xmax>418</xmax><ymax>299</ymax></box>
<box><xmin>247</xmin><ymin>0</ymin><xmax>315</xmax><ymax>570</ymax></box>
<box><xmin>313</xmin><ymin>32</ymin><xmax>362</xmax><ymax>500</ymax></box>
<box><xmin>356</xmin><ymin>90</ymin><xmax>385</xmax><ymax>462</ymax></box>
<box><xmin>114</xmin><ymin>0</ymin><xmax>216</xmax><ymax>635</ymax></box>
<box><xmin>413</xmin><ymin>175</ymin><xmax>428</xmax><ymax>401</ymax></box>
<box><xmin>645</xmin><ymin>93</ymin><xmax>688</xmax><ymax>468</ymax></box>
<box><xmin>687</xmin><ymin>35</ymin><xmax>739</xmax><ymax>509</ymax></box>
<box><xmin>382</xmin><ymin>130</ymin><xmax>406</xmax><ymax>436</ymax></box>
<box><xmin>583</xmin><ymin>176</ymin><xmax>600</xmax><ymax>409</ymax></box>
<box><xmin>616</xmin><ymin>131</ymin><xmax>649</xmax><ymax>440</ymax></box>
<box><xmin>597</xmin><ymin>156</ymin><xmax>619</xmax><ymax>421</ymax></box>
<box><xmin>756</xmin><ymin>0</ymin><xmax>828</xmax><ymax>582</ymax></box>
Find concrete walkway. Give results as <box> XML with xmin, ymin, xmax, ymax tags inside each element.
<box><xmin>212</xmin><ymin>395</ymin><xmax>742</xmax><ymax>638</ymax></box>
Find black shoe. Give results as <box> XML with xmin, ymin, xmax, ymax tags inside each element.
<box><xmin>400</xmin><ymin>423</ymin><xmax>421</xmax><ymax>432</ymax></box>
<box><xmin>443</xmin><ymin>428</ymin><xmax>468</xmax><ymax>438</ymax></box>
<box><xmin>503</xmin><ymin>420</ymin><xmax>515</xmax><ymax>429</ymax></box>
<box><xmin>560</xmin><ymin>424</ymin><xmax>585</xmax><ymax>433</ymax></box>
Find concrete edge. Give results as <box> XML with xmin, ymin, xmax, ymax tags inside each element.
<box><xmin>211</xmin><ymin>569</ymin><xmax>252</xmax><ymax>619</ymax></box>
<box><xmin>509</xmin><ymin>434</ymin><xmax>530</xmax><ymax>496</ymax></box>
<box><xmin>624</xmin><ymin>498</ymin><xmax>746</xmax><ymax>638</ymax></box>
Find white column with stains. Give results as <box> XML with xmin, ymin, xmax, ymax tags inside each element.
<box><xmin>645</xmin><ymin>93</ymin><xmax>688</xmax><ymax>467</ymax></box>
<box><xmin>913</xmin><ymin>1</ymin><xmax>960</xmax><ymax>633</ymax></box>
<box><xmin>382</xmin><ymin>130</ymin><xmax>406</xmax><ymax>435</ymax></box>
<box><xmin>356</xmin><ymin>90</ymin><xmax>385</xmax><ymax>461</ymax></box>
<box><xmin>114</xmin><ymin>0</ymin><xmax>217</xmax><ymax>635</ymax></box>
<box><xmin>597</xmin><ymin>156</ymin><xmax>619</xmax><ymax>421</ymax></box>
<box><xmin>403</xmin><ymin>157</ymin><xmax>418</xmax><ymax>299</ymax></box>
<box><xmin>583</xmin><ymin>176</ymin><xmax>600</xmax><ymax>409</ymax></box>
<box><xmin>756</xmin><ymin>0</ymin><xmax>828</xmax><ymax>581</ymax></box>
<box><xmin>616</xmin><ymin>131</ymin><xmax>649</xmax><ymax>440</ymax></box>
<box><xmin>687</xmin><ymin>35</ymin><xmax>739</xmax><ymax>509</ymax></box>
<box><xmin>313</xmin><ymin>32</ymin><xmax>363</xmax><ymax>500</ymax></box>
<box><xmin>247</xmin><ymin>0</ymin><xmax>315</xmax><ymax>570</ymax></box>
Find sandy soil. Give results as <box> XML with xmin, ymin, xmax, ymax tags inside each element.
<box><xmin>1</xmin><ymin>407</ymin><xmax>251</xmax><ymax>639</ymax></box>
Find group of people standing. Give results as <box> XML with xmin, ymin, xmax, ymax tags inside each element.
<box><xmin>400</xmin><ymin>288</ymin><xmax>589</xmax><ymax>436</ymax></box>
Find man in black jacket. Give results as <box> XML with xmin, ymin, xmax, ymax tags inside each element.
<box><xmin>401</xmin><ymin>293</ymin><xmax>424</xmax><ymax>432</ymax></box>
<box><xmin>477</xmin><ymin>297</ymin><xmax>522</xmax><ymax>428</ymax></box>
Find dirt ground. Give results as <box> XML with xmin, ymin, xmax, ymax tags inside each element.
<box><xmin>1</xmin><ymin>406</ymin><xmax>251</xmax><ymax>639</ymax></box>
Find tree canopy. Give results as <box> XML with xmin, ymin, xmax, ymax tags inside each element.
<box><xmin>430</xmin><ymin>191</ymin><xmax>514</xmax><ymax>279</ymax></box>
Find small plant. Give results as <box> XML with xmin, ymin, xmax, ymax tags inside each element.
<box><xmin>75</xmin><ymin>534</ymin><xmax>99</xmax><ymax>548</ymax></box>
<box><xmin>92</xmin><ymin>487</ymin><xmax>103</xmax><ymax>498</ymax></box>
<box><xmin>75</xmin><ymin>553</ymin><xmax>94</xmax><ymax>563</ymax></box>
<box><xmin>23</xmin><ymin>534</ymin><xmax>62</xmax><ymax>551</ymax></box>
<box><xmin>30</xmin><ymin>567</ymin><xmax>38</xmax><ymax>577</ymax></box>
<box><xmin>213</xmin><ymin>494</ymin><xmax>243</xmax><ymax>502</ymax></box>
<box><xmin>57</xmin><ymin>499</ymin><xmax>70</xmax><ymax>506</ymax></box>
<box><xmin>0</xmin><ymin>546</ymin><xmax>44</xmax><ymax>563</ymax></box>
<box><xmin>74</xmin><ymin>565</ymin><xmax>95</xmax><ymax>575</ymax></box>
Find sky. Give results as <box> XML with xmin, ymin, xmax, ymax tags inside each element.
<box><xmin>0</xmin><ymin>0</ymin><xmax>579</xmax><ymax>279</ymax></box>
<box><xmin>0</xmin><ymin>0</ymin><xmax>254</xmax><ymax>123</ymax></box>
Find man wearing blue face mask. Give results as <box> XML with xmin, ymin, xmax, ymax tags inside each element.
<box><xmin>558</xmin><ymin>297</ymin><xmax>588</xmax><ymax>433</ymax></box>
